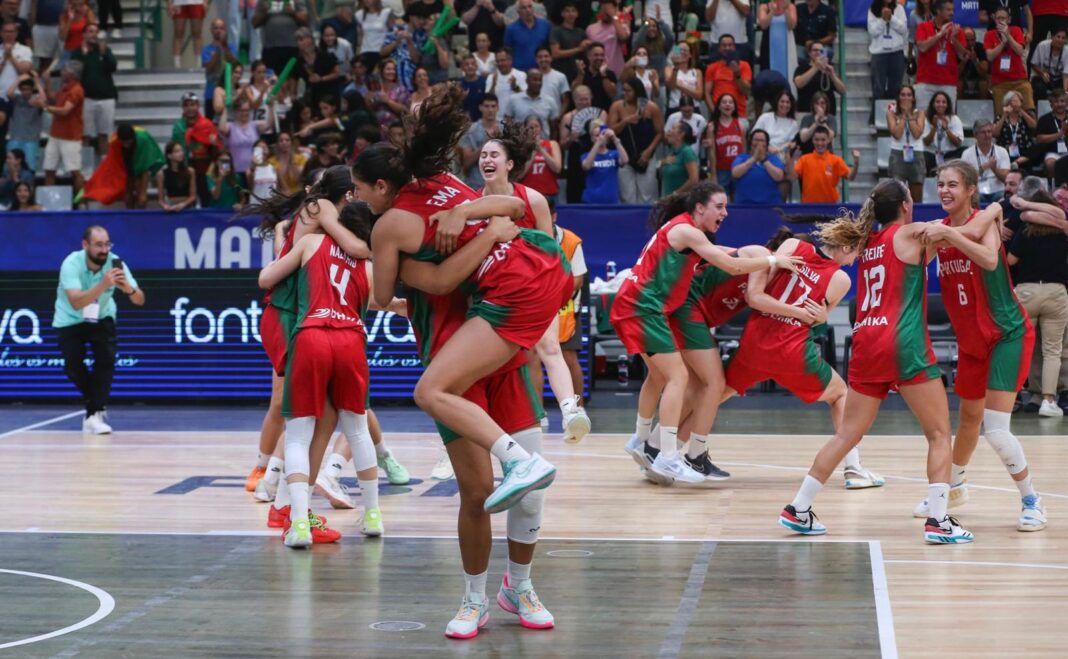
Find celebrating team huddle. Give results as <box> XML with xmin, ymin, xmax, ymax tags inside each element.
<box><xmin>242</xmin><ymin>82</ymin><xmax>1047</xmax><ymax>640</ymax></box>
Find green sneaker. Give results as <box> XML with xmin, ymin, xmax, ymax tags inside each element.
<box><xmin>283</xmin><ymin>517</ymin><xmax>312</xmax><ymax>548</ymax></box>
<box><xmin>377</xmin><ymin>450</ymin><xmax>411</xmax><ymax>485</ymax></box>
<box><xmin>361</xmin><ymin>507</ymin><xmax>384</xmax><ymax>537</ymax></box>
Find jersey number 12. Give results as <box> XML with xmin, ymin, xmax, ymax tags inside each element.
<box><xmin>860</xmin><ymin>265</ymin><xmax>885</xmax><ymax>312</ymax></box>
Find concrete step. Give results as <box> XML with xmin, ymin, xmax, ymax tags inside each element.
<box><xmin>115</xmin><ymin>71</ymin><xmax>205</xmax><ymax>87</ymax></box>
<box><xmin>115</xmin><ymin>105</ymin><xmax>183</xmax><ymax>122</ymax></box>
<box><xmin>116</xmin><ymin>87</ymin><xmax>201</xmax><ymax>105</ymax></box>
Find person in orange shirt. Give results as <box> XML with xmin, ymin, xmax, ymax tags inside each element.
<box><xmin>792</xmin><ymin>125</ymin><xmax>859</xmax><ymax>203</ymax></box>
<box><xmin>704</xmin><ymin>34</ymin><xmax>752</xmax><ymax>118</ymax></box>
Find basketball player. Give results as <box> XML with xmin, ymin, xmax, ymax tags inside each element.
<box><xmin>778</xmin><ymin>179</ymin><xmax>974</xmax><ymax>544</ymax></box>
<box><xmin>610</xmin><ymin>182</ymin><xmax>802</xmax><ymax>484</ymax></box>
<box><xmin>910</xmin><ymin>161</ymin><xmax>1045</xmax><ymax>532</ymax></box>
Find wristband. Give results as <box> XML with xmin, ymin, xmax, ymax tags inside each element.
<box><xmin>767</xmin><ymin>255</ymin><xmax>777</xmax><ymax>268</ymax></box>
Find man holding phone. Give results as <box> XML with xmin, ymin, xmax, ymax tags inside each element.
<box><xmin>53</xmin><ymin>225</ymin><xmax>145</xmax><ymax>434</ymax></box>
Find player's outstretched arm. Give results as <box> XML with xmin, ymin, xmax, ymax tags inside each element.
<box><xmin>259</xmin><ymin>235</ymin><xmax>320</xmax><ymax>289</ymax></box>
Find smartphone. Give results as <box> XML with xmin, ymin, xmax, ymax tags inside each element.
<box><xmin>111</xmin><ymin>257</ymin><xmax>124</xmax><ymax>272</ymax></box>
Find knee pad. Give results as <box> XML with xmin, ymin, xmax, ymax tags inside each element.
<box><xmin>284</xmin><ymin>416</ymin><xmax>314</xmax><ymax>477</ymax></box>
<box><xmin>507</xmin><ymin>488</ymin><xmax>545</xmax><ymax>545</ymax></box>
<box><xmin>983</xmin><ymin>409</ymin><xmax>1027</xmax><ymax>475</ymax></box>
<box><xmin>339</xmin><ymin>411</ymin><xmax>376</xmax><ymax>471</ymax></box>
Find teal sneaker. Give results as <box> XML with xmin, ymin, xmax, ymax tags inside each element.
<box><xmin>377</xmin><ymin>450</ymin><xmax>411</xmax><ymax>485</ymax></box>
<box><xmin>497</xmin><ymin>576</ymin><xmax>554</xmax><ymax>629</ymax></box>
<box><xmin>484</xmin><ymin>453</ymin><xmax>556</xmax><ymax>514</ymax></box>
<box><xmin>924</xmin><ymin>516</ymin><xmax>975</xmax><ymax>544</ymax></box>
<box><xmin>445</xmin><ymin>595</ymin><xmax>489</xmax><ymax>639</ymax></box>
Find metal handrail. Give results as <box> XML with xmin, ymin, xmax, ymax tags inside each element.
<box><xmin>837</xmin><ymin>4</ymin><xmax>849</xmax><ymax>202</ymax></box>
<box><xmin>136</xmin><ymin>0</ymin><xmax>163</xmax><ymax>69</ymax></box>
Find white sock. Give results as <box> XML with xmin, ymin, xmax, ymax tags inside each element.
<box><xmin>464</xmin><ymin>571</ymin><xmax>487</xmax><ymax>602</ymax></box>
<box><xmin>375</xmin><ymin>442</ymin><xmax>388</xmax><ymax>458</ymax></box>
<box><xmin>928</xmin><ymin>483</ymin><xmax>950</xmax><ymax>520</ymax></box>
<box><xmin>658</xmin><ymin>427</ymin><xmax>679</xmax><ymax>459</ymax></box>
<box><xmin>560</xmin><ymin>396</ymin><xmax>578</xmax><ymax>416</ymax></box>
<box><xmin>507</xmin><ymin>559</ymin><xmax>531</xmax><ymax>585</ymax></box>
<box><xmin>288</xmin><ymin>481</ymin><xmax>310</xmax><ymax>521</ymax></box>
<box><xmin>275</xmin><ymin>477</ymin><xmax>291</xmax><ymax>508</ymax></box>
<box><xmin>951</xmin><ymin>463</ymin><xmax>966</xmax><ymax>486</ymax></box>
<box><xmin>636</xmin><ymin>415</ymin><xmax>653</xmax><ymax>441</ymax></box>
<box><xmin>359</xmin><ymin>478</ymin><xmax>379</xmax><ymax>509</ymax></box>
<box><xmin>264</xmin><ymin>456</ymin><xmax>284</xmax><ymax>485</ymax></box>
<box><xmin>648</xmin><ymin>423</ymin><xmax>661</xmax><ymax>448</ymax></box>
<box><xmin>843</xmin><ymin>448</ymin><xmax>861</xmax><ymax>469</ymax></box>
<box><xmin>324</xmin><ymin>453</ymin><xmax>345</xmax><ymax>479</ymax></box>
<box><xmin>256</xmin><ymin>452</ymin><xmax>269</xmax><ymax>469</ymax></box>
<box><xmin>791</xmin><ymin>475</ymin><xmax>824</xmax><ymax>512</ymax></box>
<box><xmin>490</xmin><ymin>435</ymin><xmax>531</xmax><ymax>464</ymax></box>
<box><xmin>686</xmin><ymin>433</ymin><xmax>707</xmax><ymax>459</ymax></box>
<box><xmin>1015</xmin><ymin>474</ymin><xmax>1036</xmax><ymax>498</ymax></box>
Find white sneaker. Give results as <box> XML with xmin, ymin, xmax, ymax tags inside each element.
<box><xmin>1018</xmin><ymin>495</ymin><xmax>1047</xmax><ymax>532</ymax></box>
<box><xmin>431</xmin><ymin>448</ymin><xmax>454</xmax><ymax>480</ymax></box>
<box><xmin>924</xmin><ymin>515</ymin><xmax>975</xmax><ymax>544</ymax></box>
<box><xmin>314</xmin><ymin>473</ymin><xmax>355</xmax><ymax>509</ymax></box>
<box><xmin>497</xmin><ymin>576</ymin><xmax>554</xmax><ymax>629</ymax></box>
<box><xmin>562</xmin><ymin>406</ymin><xmax>591</xmax><ymax>444</ymax></box>
<box><xmin>843</xmin><ymin>465</ymin><xmax>886</xmax><ymax>490</ymax></box>
<box><xmin>912</xmin><ymin>481</ymin><xmax>969</xmax><ymax>518</ymax></box>
<box><xmin>253</xmin><ymin>476</ymin><xmax>277</xmax><ymax>503</ymax></box>
<box><xmin>1039</xmin><ymin>400</ymin><xmax>1064</xmax><ymax>417</ymax></box>
<box><xmin>445</xmin><ymin>595</ymin><xmax>489</xmax><ymax>639</ymax></box>
<box><xmin>82</xmin><ymin>411</ymin><xmax>112</xmax><ymax>435</ymax></box>
<box><xmin>624</xmin><ymin>434</ymin><xmax>651</xmax><ymax>469</ymax></box>
<box><xmin>650</xmin><ymin>453</ymin><xmax>704</xmax><ymax>484</ymax></box>
<box><xmin>110</xmin><ymin>28</ymin><xmax>122</xmax><ymax>39</ymax></box>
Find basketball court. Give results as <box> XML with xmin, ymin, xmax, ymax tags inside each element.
<box><xmin>2</xmin><ymin>401</ymin><xmax>1066</xmax><ymax>657</ymax></box>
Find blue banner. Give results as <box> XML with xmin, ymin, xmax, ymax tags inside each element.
<box><xmin>845</xmin><ymin>1</ymin><xmax>980</xmax><ymax>28</ymax></box>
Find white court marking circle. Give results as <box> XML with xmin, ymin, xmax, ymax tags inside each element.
<box><xmin>0</xmin><ymin>568</ymin><xmax>116</xmax><ymax>649</ymax></box>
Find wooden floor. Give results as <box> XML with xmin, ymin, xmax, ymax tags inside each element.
<box><xmin>2</xmin><ymin>409</ymin><xmax>1067</xmax><ymax>657</ymax></box>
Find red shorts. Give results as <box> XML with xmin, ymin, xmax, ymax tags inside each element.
<box><xmin>173</xmin><ymin>4</ymin><xmax>206</xmax><ymax>19</ymax></box>
<box><xmin>472</xmin><ymin>259</ymin><xmax>572</xmax><ymax>350</ymax></box>
<box><xmin>260</xmin><ymin>305</ymin><xmax>289</xmax><ymax>376</ymax></box>
<box><xmin>436</xmin><ymin>364</ymin><xmax>544</xmax><ymax>443</ymax></box>
<box><xmin>282</xmin><ymin>328</ymin><xmax>368</xmax><ymax>418</ymax></box>
<box><xmin>954</xmin><ymin>327</ymin><xmax>1034</xmax><ymax>400</ymax></box>
<box><xmin>849</xmin><ymin>365</ymin><xmax>942</xmax><ymax>400</ymax></box>
<box><xmin>725</xmin><ymin>338</ymin><xmax>832</xmax><ymax>404</ymax></box>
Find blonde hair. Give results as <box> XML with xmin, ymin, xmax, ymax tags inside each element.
<box><xmin>812</xmin><ymin>211</ymin><xmax>870</xmax><ymax>251</ymax></box>
<box><xmin>937</xmin><ymin>159</ymin><xmax>980</xmax><ymax>209</ymax></box>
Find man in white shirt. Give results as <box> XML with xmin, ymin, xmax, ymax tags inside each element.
<box><xmin>535</xmin><ymin>45</ymin><xmax>569</xmax><ymax>118</ymax></box>
<box><xmin>485</xmin><ymin>47</ymin><xmax>527</xmax><ymax>120</ymax></box>
<box><xmin>504</xmin><ymin>68</ymin><xmax>556</xmax><ymax>137</ymax></box>
<box><xmin>961</xmin><ymin>119</ymin><xmax>1011</xmax><ymax>205</ymax></box>
<box><xmin>707</xmin><ymin>0</ymin><xmax>752</xmax><ymax>63</ymax></box>
<box><xmin>0</xmin><ymin>20</ymin><xmax>32</xmax><ymax>93</ymax></box>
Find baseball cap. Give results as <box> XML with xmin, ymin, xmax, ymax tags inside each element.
<box><xmin>181</xmin><ymin>92</ymin><xmax>199</xmax><ymax>103</ymax></box>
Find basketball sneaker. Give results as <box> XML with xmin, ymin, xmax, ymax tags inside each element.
<box><xmin>445</xmin><ymin>595</ymin><xmax>489</xmax><ymax>639</ymax></box>
<box><xmin>82</xmin><ymin>411</ymin><xmax>112</xmax><ymax>435</ymax></box>
<box><xmin>843</xmin><ymin>465</ymin><xmax>886</xmax><ymax>490</ymax></box>
<box><xmin>562</xmin><ymin>404</ymin><xmax>591</xmax><ymax>444</ymax></box>
<box><xmin>283</xmin><ymin>518</ymin><xmax>313</xmax><ymax>548</ymax></box>
<box><xmin>912</xmin><ymin>481</ymin><xmax>969</xmax><ymax>518</ymax></box>
<box><xmin>245</xmin><ymin>466</ymin><xmax>266</xmax><ymax>492</ymax></box>
<box><xmin>314</xmin><ymin>473</ymin><xmax>355</xmax><ymax>509</ymax></box>
<box><xmin>1039</xmin><ymin>399</ymin><xmax>1064</xmax><ymax>417</ymax></box>
<box><xmin>650</xmin><ymin>453</ymin><xmax>704</xmax><ymax>484</ymax></box>
<box><xmin>282</xmin><ymin>512</ymin><xmax>341</xmax><ymax>544</ymax></box>
<box><xmin>497</xmin><ymin>575</ymin><xmax>554</xmax><ymax>629</ymax></box>
<box><xmin>361</xmin><ymin>507</ymin><xmax>384</xmax><ymax>537</ymax></box>
<box><xmin>377</xmin><ymin>450</ymin><xmax>411</xmax><ymax>485</ymax></box>
<box><xmin>778</xmin><ymin>504</ymin><xmax>827</xmax><ymax>535</ymax></box>
<box><xmin>924</xmin><ymin>516</ymin><xmax>974</xmax><ymax>544</ymax></box>
<box><xmin>431</xmin><ymin>447</ymin><xmax>454</xmax><ymax>481</ymax></box>
<box><xmin>624</xmin><ymin>434</ymin><xmax>652</xmax><ymax>469</ymax></box>
<box><xmin>684</xmin><ymin>453</ymin><xmax>731</xmax><ymax>481</ymax></box>
<box><xmin>267</xmin><ymin>504</ymin><xmax>290</xmax><ymax>528</ymax></box>
<box><xmin>1018</xmin><ymin>495</ymin><xmax>1047</xmax><ymax>532</ymax></box>
<box><xmin>253</xmin><ymin>476</ymin><xmax>277</xmax><ymax>503</ymax></box>
<box><xmin>484</xmin><ymin>453</ymin><xmax>556</xmax><ymax>514</ymax></box>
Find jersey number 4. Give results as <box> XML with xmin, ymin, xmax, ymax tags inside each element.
<box><xmin>329</xmin><ymin>264</ymin><xmax>351</xmax><ymax>306</ymax></box>
<box><xmin>860</xmin><ymin>265</ymin><xmax>885</xmax><ymax>312</ymax></box>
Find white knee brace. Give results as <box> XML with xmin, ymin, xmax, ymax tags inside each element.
<box><xmin>983</xmin><ymin>409</ymin><xmax>1027</xmax><ymax>475</ymax></box>
<box><xmin>507</xmin><ymin>427</ymin><xmax>545</xmax><ymax>544</ymax></box>
<box><xmin>284</xmin><ymin>416</ymin><xmax>315</xmax><ymax>478</ymax></box>
<box><xmin>339</xmin><ymin>411</ymin><xmax>376</xmax><ymax>471</ymax></box>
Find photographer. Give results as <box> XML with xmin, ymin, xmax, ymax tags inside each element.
<box><xmin>53</xmin><ymin>225</ymin><xmax>144</xmax><ymax>434</ymax></box>
<box><xmin>71</xmin><ymin>23</ymin><xmax>117</xmax><ymax>159</ymax></box>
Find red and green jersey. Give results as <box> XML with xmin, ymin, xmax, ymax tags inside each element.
<box><xmin>850</xmin><ymin>224</ymin><xmax>936</xmax><ymax>383</ymax></box>
<box><xmin>693</xmin><ymin>262</ymin><xmax>749</xmax><ymax>328</ymax></box>
<box><xmin>294</xmin><ymin>235</ymin><xmax>369</xmax><ymax>333</ymax></box>
<box><xmin>937</xmin><ymin>213</ymin><xmax>1032</xmax><ymax>356</ymax></box>
<box><xmin>266</xmin><ymin>218</ymin><xmax>300</xmax><ymax>310</ymax></box>
<box><xmin>481</xmin><ymin>182</ymin><xmax>538</xmax><ymax>230</ymax></box>
<box><xmin>611</xmin><ymin>213</ymin><xmax>702</xmax><ymax>322</ymax></box>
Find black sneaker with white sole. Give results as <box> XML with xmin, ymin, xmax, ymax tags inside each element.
<box><xmin>683</xmin><ymin>453</ymin><xmax>731</xmax><ymax>481</ymax></box>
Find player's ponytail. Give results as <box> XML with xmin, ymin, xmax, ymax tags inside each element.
<box><xmin>765</xmin><ymin>226</ymin><xmax>796</xmax><ymax>251</ymax></box>
<box><xmin>812</xmin><ymin>211</ymin><xmax>870</xmax><ymax>252</ymax></box>
<box><xmin>339</xmin><ymin>201</ymin><xmax>375</xmax><ymax>245</ymax></box>
<box><xmin>648</xmin><ymin>180</ymin><xmax>725</xmax><ymax>230</ymax></box>
<box><xmin>857</xmin><ymin>178</ymin><xmax>911</xmax><ymax>237</ymax></box>
<box><xmin>243</xmin><ymin>165</ymin><xmax>353</xmax><ymax>236</ymax></box>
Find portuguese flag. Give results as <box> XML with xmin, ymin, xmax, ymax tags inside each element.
<box><xmin>80</xmin><ymin>127</ymin><xmax>165</xmax><ymax>205</ymax></box>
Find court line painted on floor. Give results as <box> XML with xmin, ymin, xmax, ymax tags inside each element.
<box><xmin>0</xmin><ymin>411</ymin><xmax>83</xmax><ymax>440</ymax></box>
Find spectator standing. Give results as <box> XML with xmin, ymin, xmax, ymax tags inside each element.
<box><xmin>560</xmin><ymin>85</ymin><xmax>605</xmax><ymax>203</ymax></box>
<box><xmin>979</xmin><ymin>0</ymin><xmax>1033</xmax><ymax>31</ymax></box>
<box><xmin>797</xmin><ymin>90</ymin><xmax>836</xmax><ymax>154</ymax></box>
<box><xmin>504</xmin><ymin>68</ymin><xmax>555</xmax><ymax>137</ymax></box>
<box><xmin>218</xmin><ymin>96</ymin><xmax>275</xmax><ymax>186</ymax></box>
<box><xmin>609</xmin><ymin>76</ymin><xmax>662</xmax><ymax>203</ymax></box>
<box><xmin>983</xmin><ymin>5</ymin><xmax>1034</xmax><ymax>113</ymax></box>
<box><xmin>71</xmin><ymin>23</ymin><xmax>117</xmax><ymax>159</ymax></box>
<box><xmin>962</xmin><ymin>119</ymin><xmax>1012</xmax><ymax>204</ymax></box>
<box><xmin>914</xmin><ymin>0</ymin><xmax>967</xmax><ymax>110</ymax></box>
<box><xmin>0</xmin><ymin>20</ymin><xmax>31</xmax><ymax>94</ymax></box>
<box><xmin>206</xmin><ymin>150</ymin><xmax>245</xmax><ymax>210</ymax></box>
<box><xmin>574</xmin><ymin>42</ymin><xmax>618</xmax><ymax>113</ymax></box>
<box><xmin>1028</xmin><ymin>0</ymin><xmax>1067</xmax><ymax>74</ymax></box>
<box><xmin>659</xmin><ymin>120</ymin><xmax>699</xmax><ymax>196</ymax></box>
<box><xmin>795</xmin><ymin>0</ymin><xmax>838</xmax><ymax>63</ymax></box>
<box><xmin>458</xmin><ymin>54</ymin><xmax>487</xmax><ymax>120</ymax></box>
<box><xmin>253</xmin><ymin>0</ymin><xmax>308</xmax><ymax>80</ymax></box>
<box><xmin>752</xmin><ymin>89</ymin><xmax>799</xmax><ymax>157</ymax></box>
<box><xmin>211</xmin><ymin>62</ymin><xmax>243</xmax><ymax>117</ymax></box>
<box><xmin>504</xmin><ymin>0</ymin><xmax>550</xmax><ymax>72</ymax></box>
<box><xmin>0</xmin><ymin>147</ymin><xmax>33</xmax><ymax>207</ymax></box>
<box><xmin>5</xmin><ymin>73</ymin><xmax>44</xmax><ymax>171</ymax></box>
<box><xmin>623</xmin><ymin>46</ymin><xmax>661</xmax><ymax>102</ymax></box>
<box><xmin>201</xmin><ymin>19</ymin><xmax>238</xmax><ymax>121</ymax></box>
<box><xmin>355</xmin><ymin>0</ymin><xmax>393</xmax><ymax>70</ymax></box>
<box><xmin>868</xmin><ymin>0</ymin><xmax>908</xmax><ymax>104</ymax></box>
<box><xmin>887</xmin><ymin>84</ymin><xmax>926</xmax><ymax>202</ymax></box>
<box><xmin>248</xmin><ymin>138</ymin><xmax>279</xmax><ymax>201</ymax></box>
<box><xmin>370</xmin><ymin>59</ymin><xmax>408</xmax><ymax>136</ymax></box>
<box><xmin>156</xmin><ymin>141</ymin><xmax>197</xmax><ymax>212</ymax></box>
<box><xmin>664</xmin><ymin>97</ymin><xmax>707</xmax><ymax>158</ymax></box>
<box><xmin>704</xmin><ymin>35</ymin><xmax>752</xmax><ymax>119</ymax></box>
<box><xmin>536</xmin><ymin>46</ymin><xmax>570</xmax><ymax>119</ymax></box>
<box><xmin>585</xmin><ymin>0</ymin><xmax>629</xmax><ymax>77</ymax></box>
<box><xmin>1035</xmin><ymin>87</ymin><xmax>1068</xmax><ymax>179</ymax></box>
<box><xmin>244</xmin><ymin>60</ymin><xmax>275</xmax><ymax>122</ymax></box>
<box><xmin>923</xmin><ymin>90</ymin><xmax>964</xmax><ymax>171</ymax></box>
<box><xmin>30</xmin><ymin>0</ymin><xmax>65</xmax><ymax>71</ymax></box>
<box><xmin>731</xmin><ymin>128</ymin><xmax>786</xmax><ymax>204</ymax></box>
<box><xmin>793</xmin><ymin>40</ymin><xmax>845</xmax><ymax>114</ymax></box>
<box><xmin>97</xmin><ymin>0</ymin><xmax>122</xmax><ymax>39</ymax></box>
<box><xmin>409</xmin><ymin>66</ymin><xmax>432</xmax><ymax>108</ymax></box>
<box><xmin>322</xmin><ymin>4</ymin><xmax>359</xmax><ymax>50</ymax></box>
<box><xmin>994</xmin><ymin>90</ymin><xmax>1037</xmax><ymax>169</ymax></box>
<box><xmin>2</xmin><ymin>0</ymin><xmax>30</xmax><ymax>45</ymax></box>
<box><xmin>549</xmin><ymin>1</ymin><xmax>588</xmax><ymax>82</ymax></box>
<box><xmin>706</xmin><ymin>92</ymin><xmax>748</xmax><ymax>195</ymax></box>
<box><xmin>1030</xmin><ymin>26</ymin><xmax>1068</xmax><ymax>100</ymax></box>
<box><xmin>794</xmin><ymin>126</ymin><xmax>859</xmax><ymax>203</ymax></box>
<box><xmin>707</xmin><ymin>0</ymin><xmax>753</xmax><ymax>64</ymax></box>
<box><xmin>460</xmin><ymin>92</ymin><xmax>500</xmax><ymax>188</ymax></box>
<box><xmin>171</xmin><ymin>91</ymin><xmax>221</xmax><ymax>207</ymax></box>
<box><xmin>296</xmin><ymin>27</ymin><xmax>342</xmax><ymax>108</ymax></box>
<box><xmin>321</xmin><ymin>23</ymin><xmax>355</xmax><ymax>71</ymax></box>
<box><xmin>631</xmin><ymin>17</ymin><xmax>669</xmax><ymax>77</ymax></box>
<box><xmin>958</xmin><ymin>27</ymin><xmax>990</xmax><ymax>101</ymax></box>
<box><xmin>757</xmin><ymin>0</ymin><xmax>797</xmax><ymax>81</ymax></box>
<box><xmin>519</xmin><ymin>114</ymin><xmax>562</xmax><ymax>204</ymax></box>
<box><xmin>43</xmin><ymin>60</ymin><xmax>85</xmax><ymax>199</ymax></box>
<box><xmin>908</xmin><ymin>0</ymin><xmax>933</xmax><ymax>62</ymax></box>
<box><xmin>581</xmin><ymin>120</ymin><xmax>627</xmax><ymax>204</ymax></box>
<box><xmin>664</xmin><ymin>41</ymin><xmax>702</xmax><ymax>116</ymax></box>
<box><xmin>486</xmin><ymin>48</ymin><xmax>526</xmax><ymax>119</ymax></box>
<box><xmin>472</xmin><ymin>32</ymin><xmax>497</xmax><ymax>76</ymax></box>
<box><xmin>169</xmin><ymin>0</ymin><xmax>207</xmax><ymax>68</ymax></box>
<box><xmin>458</xmin><ymin>0</ymin><xmax>506</xmax><ymax>53</ymax></box>
<box><xmin>59</xmin><ymin>0</ymin><xmax>95</xmax><ymax>62</ymax></box>
<box><xmin>54</xmin><ymin>225</ymin><xmax>145</xmax><ymax>435</ymax></box>
<box><xmin>269</xmin><ymin>131</ymin><xmax>308</xmax><ymax>194</ymax></box>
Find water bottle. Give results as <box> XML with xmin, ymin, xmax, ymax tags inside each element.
<box><xmin>617</xmin><ymin>355</ymin><xmax>629</xmax><ymax>385</ymax></box>
<box><xmin>606</xmin><ymin>260</ymin><xmax>617</xmax><ymax>279</ymax></box>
